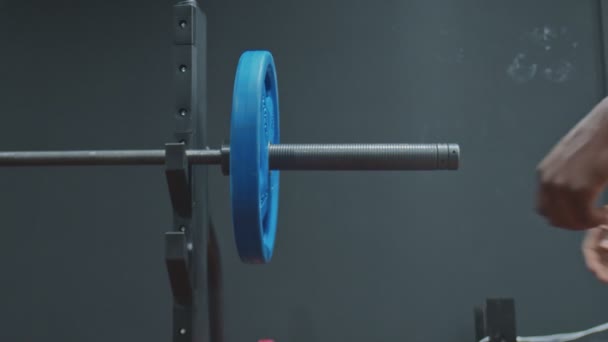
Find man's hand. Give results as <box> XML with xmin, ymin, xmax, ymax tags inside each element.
<box><xmin>536</xmin><ymin>98</ymin><xmax>608</xmax><ymax>230</ymax></box>
<box><xmin>583</xmin><ymin>225</ymin><xmax>608</xmax><ymax>283</ymax></box>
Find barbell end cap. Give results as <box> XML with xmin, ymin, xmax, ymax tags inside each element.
<box><xmin>447</xmin><ymin>143</ymin><xmax>460</xmax><ymax>170</ymax></box>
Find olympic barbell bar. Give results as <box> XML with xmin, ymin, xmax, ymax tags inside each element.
<box><xmin>0</xmin><ymin>143</ymin><xmax>459</xmax><ymax>170</ymax></box>
<box><xmin>0</xmin><ymin>50</ymin><xmax>461</xmax><ymax>264</ymax></box>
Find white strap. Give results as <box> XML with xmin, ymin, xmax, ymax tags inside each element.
<box><xmin>479</xmin><ymin>321</ymin><xmax>608</xmax><ymax>342</ymax></box>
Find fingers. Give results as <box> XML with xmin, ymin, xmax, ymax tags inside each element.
<box><xmin>590</xmin><ymin>206</ymin><xmax>608</xmax><ymax>229</ymax></box>
<box><xmin>536</xmin><ymin>175</ymin><xmax>607</xmax><ymax>230</ymax></box>
<box><xmin>583</xmin><ymin>227</ymin><xmax>602</xmax><ymax>270</ymax></box>
<box><xmin>600</xmin><ymin>236</ymin><xmax>608</xmax><ymax>249</ymax></box>
<box><xmin>568</xmin><ymin>190</ymin><xmax>608</xmax><ymax>229</ymax></box>
<box><xmin>538</xmin><ymin>183</ymin><xmax>577</xmax><ymax>228</ymax></box>
<box><xmin>582</xmin><ymin>225</ymin><xmax>608</xmax><ymax>283</ymax></box>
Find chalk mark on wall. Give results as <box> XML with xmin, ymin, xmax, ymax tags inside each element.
<box><xmin>506</xmin><ymin>25</ymin><xmax>578</xmax><ymax>84</ymax></box>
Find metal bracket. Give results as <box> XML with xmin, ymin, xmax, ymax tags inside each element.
<box><xmin>220</xmin><ymin>143</ymin><xmax>230</xmax><ymax>176</ymax></box>
<box><xmin>474</xmin><ymin>298</ymin><xmax>517</xmax><ymax>342</ymax></box>
<box><xmin>165</xmin><ymin>231</ymin><xmax>193</xmax><ymax>341</ymax></box>
<box><xmin>165</xmin><ymin>142</ymin><xmax>192</xmax><ymax>218</ymax></box>
<box><xmin>165</xmin><ymin>231</ymin><xmax>192</xmax><ymax>305</ymax></box>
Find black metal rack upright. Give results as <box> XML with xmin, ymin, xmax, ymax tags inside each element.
<box><xmin>164</xmin><ymin>2</ymin><xmax>222</xmax><ymax>342</ymax></box>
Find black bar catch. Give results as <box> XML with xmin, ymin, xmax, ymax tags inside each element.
<box><xmin>165</xmin><ymin>143</ymin><xmax>192</xmax><ymax>218</ymax></box>
<box><xmin>165</xmin><ymin>231</ymin><xmax>192</xmax><ymax>305</ymax></box>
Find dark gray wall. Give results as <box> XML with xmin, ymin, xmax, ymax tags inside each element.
<box><xmin>1</xmin><ymin>1</ymin><xmax>607</xmax><ymax>342</ymax></box>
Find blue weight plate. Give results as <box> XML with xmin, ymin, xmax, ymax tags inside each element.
<box><xmin>230</xmin><ymin>50</ymin><xmax>280</xmax><ymax>264</ymax></box>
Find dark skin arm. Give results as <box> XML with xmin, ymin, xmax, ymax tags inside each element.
<box><xmin>536</xmin><ymin>96</ymin><xmax>608</xmax><ymax>230</ymax></box>
<box><xmin>537</xmin><ymin>97</ymin><xmax>608</xmax><ymax>282</ymax></box>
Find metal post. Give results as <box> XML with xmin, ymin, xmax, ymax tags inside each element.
<box><xmin>165</xmin><ymin>2</ymin><xmax>215</xmax><ymax>342</ymax></box>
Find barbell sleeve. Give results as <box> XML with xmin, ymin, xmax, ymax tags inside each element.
<box><xmin>0</xmin><ymin>143</ymin><xmax>460</xmax><ymax>170</ymax></box>
<box><xmin>268</xmin><ymin>143</ymin><xmax>459</xmax><ymax>170</ymax></box>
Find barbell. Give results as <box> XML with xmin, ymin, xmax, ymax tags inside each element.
<box><xmin>0</xmin><ymin>50</ymin><xmax>460</xmax><ymax>263</ymax></box>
